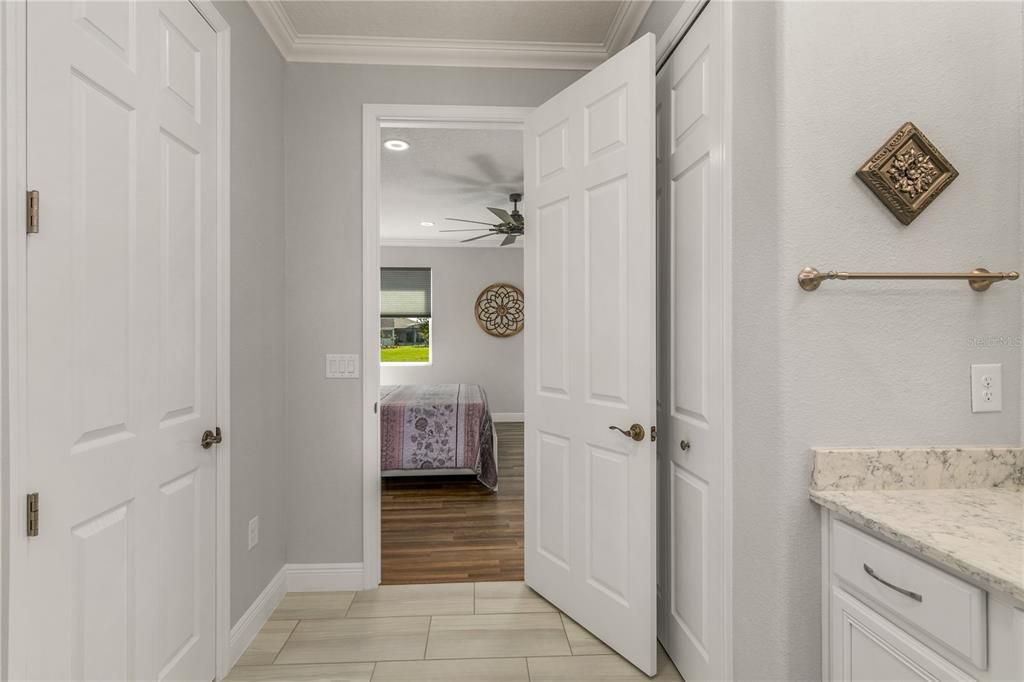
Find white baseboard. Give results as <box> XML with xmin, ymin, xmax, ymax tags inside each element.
<box><xmin>228</xmin><ymin>562</ymin><xmax>365</xmax><ymax>669</ymax></box>
<box><xmin>492</xmin><ymin>412</ymin><xmax>524</xmax><ymax>422</ymax></box>
<box><xmin>229</xmin><ymin>565</ymin><xmax>287</xmax><ymax>668</ymax></box>
<box><xmin>285</xmin><ymin>562</ymin><xmax>365</xmax><ymax>592</ymax></box>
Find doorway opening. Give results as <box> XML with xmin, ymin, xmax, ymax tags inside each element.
<box><xmin>361</xmin><ymin>105</ymin><xmax>534</xmax><ymax>588</ymax></box>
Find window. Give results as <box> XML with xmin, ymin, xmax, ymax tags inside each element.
<box><xmin>380</xmin><ymin>267</ymin><xmax>431</xmax><ymax>364</ymax></box>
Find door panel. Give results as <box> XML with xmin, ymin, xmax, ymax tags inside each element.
<box><xmin>525</xmin><ymin>33</ymin><xmax>657</xmax><ymax>675</ymax></box>
<box><xmin>657</xmin><ymin>2</ymin><xmax>727</xmax><ymax>680</ymax></box>
<box><xmin>20</xmin><ymin>2</ymin><xmax>219</xmax><ymax>679</ymax></box>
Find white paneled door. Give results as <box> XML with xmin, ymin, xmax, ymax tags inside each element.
<box><xmin>656</xmin><ymin>2</ymin><xmax>728</xmax><ymax>680</ymax></box>
<box><xmin>524</xmin><ymin>34</ymin><xmax>657</xmax><ymax>675</ymax></box>
<box><xmin>18</xmin><ymin>1</ymin><xmax>219</xmax><ymax>679</ymax></box>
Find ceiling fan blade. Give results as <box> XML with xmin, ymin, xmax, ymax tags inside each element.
<box><xmin>500</xmin><ymin>234</ymin><xmax>517</xmax><ymax>247</ymax></box>
<box><xmin>461</xmin><ymin>233</ymin><xmax>495</xmax><ymax>243</ymax></box>
<box><xmin>446</xmin><ymin>218</ymin><xmax>497</xmax><ymax>226</ymax></box>
<box><xmin>487</xmin><ymin>207</ymin><xmax>514</xmax><ymax>223</ymax></box>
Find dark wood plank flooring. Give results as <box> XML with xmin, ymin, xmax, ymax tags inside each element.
<box><xmin>381</xmin><ymin>422</ymin><xmax>524</xmax><ymax>585</ymax></box>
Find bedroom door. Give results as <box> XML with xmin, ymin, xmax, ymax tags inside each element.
<box><xmin>523</xmin><ymin>34</ymin><xmax>657</xmax><ymax>675</ymax></box>
<box><xmin>13</xmin><ymin>1</ymin><xmax>220</xmax><ymax>679</ymax></box>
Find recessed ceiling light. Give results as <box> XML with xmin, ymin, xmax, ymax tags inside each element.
<box><xmin>383</xmin><ymin>139</ymin><xmax>409</xmax><ymax>151</ymax></box>
<box><xmin>420</xmin><ymin>221</ymin><xmax>435</xmax><ymax>227</ymax></box>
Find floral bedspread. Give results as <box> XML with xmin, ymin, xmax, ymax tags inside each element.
<box><xmin>379</xmin><ymin>384</ymin><xmax>497</xmax><ymax>490</ymax></box>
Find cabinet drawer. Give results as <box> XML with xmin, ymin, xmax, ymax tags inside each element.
<box><xmin>831</xmin><ymin>519</ymin><xmax>987</xmax><ymax>669</ymax></box>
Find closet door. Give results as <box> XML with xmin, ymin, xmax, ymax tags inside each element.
<box><xmin>524</xmin><ymin>33</ymin><xmax>658</xmax><ymax>675</ymax></box>
<box><xmin>16</xmin><ymin>2</ymin><xmax>220</xmax><ymax>679</ymax></box>
<box><xmin>656</xmin><ymin>1</ymin><xmax>729</xmax><ymax>680</ymax></box>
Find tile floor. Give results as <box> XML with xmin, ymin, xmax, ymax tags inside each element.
<box><xmin>228</xmin><ymin>581</ymin><xmax>682</xmax><ymax>681</ymax></box>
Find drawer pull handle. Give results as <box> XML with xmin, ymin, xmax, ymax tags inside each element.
<box><xmin>863</xmin><ymin>563</ymin><xmax>923</xmax><ymax>603</ymax></box>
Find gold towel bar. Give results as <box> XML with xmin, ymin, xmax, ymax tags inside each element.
<box><xmin>798</xmin><ymin>267</ymin><xmax>1020</xmax><ymax>292</ymax></box>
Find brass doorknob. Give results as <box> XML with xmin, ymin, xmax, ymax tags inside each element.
<box><xmin>201</xmin><ymin>427</ymin><xmax>223</xmax><ymax>449</ymax></box>
<box><xmin>609</xmin><ymin>424</ymin><xmax>645</xmax><ymax>442</ymax></box>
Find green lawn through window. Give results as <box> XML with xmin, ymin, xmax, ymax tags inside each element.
<box><xmin>381</xmin><ymin>346</ymin><xmax>430</xmax><ymax>363</ymax></box>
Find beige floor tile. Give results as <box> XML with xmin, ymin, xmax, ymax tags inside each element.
<box><xmin>346</xmin><ymin>582</ymin><xmax>474</xmax><ymax>618</ymax></box>
<box><xmin>271</xmin><ymin>592</ymin><xmax>356</xmax><ymax>620</ymax></box>
<box><xmin>225</xmin><ymin>662</ymin><xmax>374</xmax><ymax>681</ymax></box>
<box><xmin>559</xmin><ymin>614</ymin><xmax>613</xmax><ymax>656</ymax></box>
<box><xmin>426</xmin><ymin>613</ymin><xmax>571</xmax><ymax>660</ymax></box>
<box><xmin>474</xmin><ymin>581</ymin><xmax>556</xmax><ymax>614</ymax></box>
<box><xmin>275</xmin><ymin>616</ymin><xmax>430</xmax><ymax>665</ymax></box>
<box><xmin>371</xmin><ymin>658</ymin><xmax>529</xmax><ymax>682</ymax></box>
<box><xmin>235</xmin><ymin>619</ymin><xmax>298</xmax><ymax>666</ymax></box>
<box><xmin>527</xmin><ymin>647</ymin><xmax>682</xmax><ymax>681</ymax></box>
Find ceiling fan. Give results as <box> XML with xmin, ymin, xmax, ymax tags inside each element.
<box><xmin>442</xmin><ymin>193</ymin><xmax>525</xmax><ymax>246</ymax></box>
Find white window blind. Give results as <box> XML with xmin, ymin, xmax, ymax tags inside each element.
<box><xmin>380</xmin><ymin>267</ymin><xmax>431</xmax><ymax>317</ymax></box>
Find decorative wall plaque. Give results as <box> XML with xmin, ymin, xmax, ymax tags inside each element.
<box><xmin>475</xmin><ymin>283</ymin><xmax>524</xmax><ymax>338</ymax></box>
<box><xmin>856</xmin><ymin>121</ymin><xmax>958</xmax><ymax>225</ymax></box>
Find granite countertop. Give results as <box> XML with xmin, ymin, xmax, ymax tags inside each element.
<box><xmin>809</xmin><ymin>447</ymin><xmax>1024</xmax><ymax>603</ymax></box>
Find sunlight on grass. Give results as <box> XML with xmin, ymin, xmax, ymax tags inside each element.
<box><xmin>381</xmin><ymin>346</ymin><xmax>430</xmax><ymax>363</ymax></box>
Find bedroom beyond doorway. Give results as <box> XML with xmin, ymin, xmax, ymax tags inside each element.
<box><xmin>364</xmin><ymin>107</ymin><xmax>531</xmax><ymax>588</ymax></box>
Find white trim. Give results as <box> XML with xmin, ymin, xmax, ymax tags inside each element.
<box><xmin>381</xmin><ymin>238</ymin><xmax>523</xmax><ymax>249</ymax></box>
<box><xmin>492</xmin><ymin>412</ymin><xmax>525</xmax><ymax>423</ymax></box>
<box><xmin>187</xmin><ymin>2</ymin><xmax>233</xmax><ymax>678</ymax></box>
<box><xmin>228</xmin><ymin>566</ymin><xmax>287</xmax><ymax>670</ymax></box>
<box><xmin>655</xmin><ymin>0</ymin><xmax>708</xmax><ymax>72</ymax></box>
<box><xmin>0</xmin><ymin>2</ymin><xmax>27</xmax><ymax>679</ymax></box>
<box><xmin>605</xmin><ymin>0</ymin><xmax>653</xmax><ymax>55</ymax></box>
<box><xmin>248</xmin><ymin>0</ymin><xmax>651</xmax><ymax>70</ymax></box>
<box><xmin>285</xmin><ymin>563</ymin><xmax>366</xmax><ymax>593</ymax></box>
<box><xmin>228</xmin><ymin>563</ymin><xmax>365</xmax><ymax>670</ymax></box>
<box><xmin>363</xmin><ymin>104</ymin><xmax>533</xmax><ymax>591</ymax></box>
<box><xmin>720</xmin><ymin>2</ymin><xmax>735</xmax><ymax>677</ymax></box>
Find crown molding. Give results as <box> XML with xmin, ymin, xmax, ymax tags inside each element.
<box><xmin>248</xmin><ymin>0</ymin><xmax>652</xmax><ymax>70</ymax></box>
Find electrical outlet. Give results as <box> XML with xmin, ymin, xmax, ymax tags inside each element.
<box><xmin>970</xmin><ymin>364</ymin><xmax>1002</xmax><ymax>413</ymax></box>
<box><xmin>248</xmin><ymin>516</ymin><xmax>259</xmax><ymax>550</ymax></box>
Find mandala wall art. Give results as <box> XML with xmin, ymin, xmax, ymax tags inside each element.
<box><xmin>475</xmin><ymin>283</ymin><xmax>524</xmax><ymax>338</ymax></box>
<box><xmin>856</xmin><ymin>121</ymin><xmax>959</xmax><ymax>225</ymax></box>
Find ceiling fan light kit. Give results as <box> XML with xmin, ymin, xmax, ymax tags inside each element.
<box><xmin>442</xmin><ymin>192</ymin><xmax>525</xmax><ymax>245</ymax></box>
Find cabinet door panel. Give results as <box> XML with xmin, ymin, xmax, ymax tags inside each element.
<box><xmin>831</xmin><ymin>587</ymin><xmax>975</xmax><ymax>682</ymax></box>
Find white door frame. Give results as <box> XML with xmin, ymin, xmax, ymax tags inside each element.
<box><xmin>0</xmin><ymin>2</ymin><xmax>234</xmax><ymax>678</ymax></box>
<box><xmin>361</xmin><ymin>104</ymin><xmax>533</xmax><ymax>588</ymax></box>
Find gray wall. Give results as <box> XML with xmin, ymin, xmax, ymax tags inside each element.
<box><xmin>730</xmin><ymin>2</ymin><xmax>1023</xmax><ymax>679</ymax></box>
<box><xmin>283</xmin><ymin>63</ymin><xmax>584</xmax><ymax>564</ymax></box>
<box><xmin>380</xmin><ymin>247</ymin><xmax>524</xmax><ymax>415</ymax></box>
<box><xmin>215</xmin><ymin>1</ymin><xmax>289</xmax><ymax>626</ymax></box>
<box><xmin>631</xmin><ymin>0</ymin><xmax>686</xmax><ymax>45</ymax></box>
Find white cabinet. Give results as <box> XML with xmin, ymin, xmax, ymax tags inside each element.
<box><xmin>831</xmin><ymin>587</ymin><xmax>975</xmax><ymax>681</ymax></box>
<box><xmin>822</xmin><ymin>515</ymin><xmax>1023</xmax><ymax>682</ymax></box>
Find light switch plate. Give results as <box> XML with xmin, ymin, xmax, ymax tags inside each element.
<box><xmin>970</xmin><ymin>363</ymin><xmax>1002</xmax><ymax>413</ymax></box>
<box><xmin>326</xmin><ymin>354</ymin><xmax>359</xmax><ymax>379</ymax></box>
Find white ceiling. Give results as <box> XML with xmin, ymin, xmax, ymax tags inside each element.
<box><xmin>380</xmin><ymin>127</ymin><xmax>523</xmax><ymax>247</ymax></box>
<box><xmin>248</xmin><ymin>0</ymin><xmax>652</xmax><ymax>69</ymax></box>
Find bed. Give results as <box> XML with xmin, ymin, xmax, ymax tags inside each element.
<box><xmin>379</xmin><ymin>384</ymin><xmax>498</xmax><ymax>490</ymax></box>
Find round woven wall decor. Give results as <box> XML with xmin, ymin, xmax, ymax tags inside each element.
<box><xmin>475</xmin><ymin>283</ymin><xmax>525</xmax><ymax>338</ymax></box>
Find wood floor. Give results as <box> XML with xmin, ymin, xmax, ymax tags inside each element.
<box><xmin>381</xmin><ymin>422</ymin><xmax>524</xmax><ymax>584</ymax></box>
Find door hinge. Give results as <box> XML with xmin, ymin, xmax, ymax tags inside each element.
<box><xmin>26</xmin><ymin>492</ymin><xmax>39</xmax><ymax>537</ymax></box>
<box><xmin>650</xmin><ymin>425</ymin><xmax>657</xmax><ymax>442</ymax></box>
<box><xmin>27</xmin><ymin>190</ymin><xmax>39</xmax><ymax>234</ymax></box>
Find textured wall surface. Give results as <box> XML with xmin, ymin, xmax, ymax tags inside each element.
<box><xmin>380</xmin><ymin>247</ymin><xmax>524</xmax><ymax>415</ymax></box>
<box><xmin>730</xmin><ymin>2</ymin><xmax>1023</xmax><ymax>679</ymax></box>
<box><xmin>214</xmin><ymin>1</ymin><xmax>289</xmax><ymax>626</ymax></box>
<box><xmin>283</xmin><ymin>63</ymin><xmax>583</xmax><ymax>564</ymax></box>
